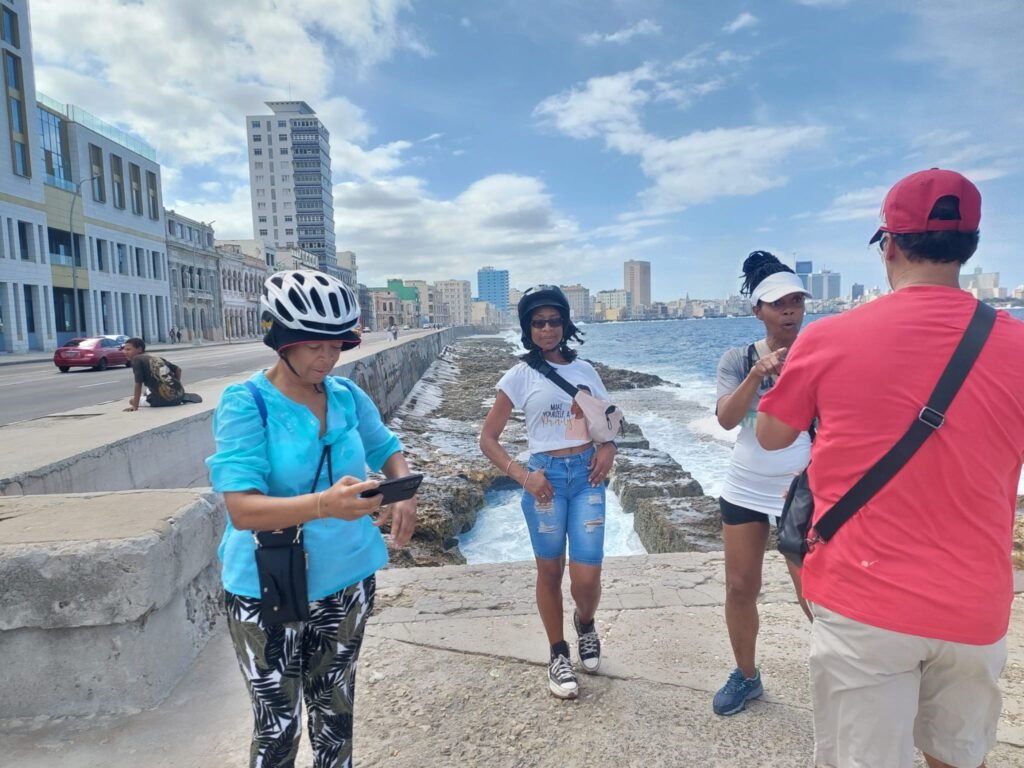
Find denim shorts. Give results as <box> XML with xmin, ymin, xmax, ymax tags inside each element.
<box><xmin>521</xmin><ymin>446</ymin><xmax>606</xmax><ymax>566</ymax></box>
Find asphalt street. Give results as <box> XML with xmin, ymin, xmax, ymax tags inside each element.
<box><xmin>0</xmin><ymin>330</ymin><xmax>429</xmax><ymax>427</ymax></box>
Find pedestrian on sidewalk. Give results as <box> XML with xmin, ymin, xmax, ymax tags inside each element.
<box><xmin>207</xmin><ymin>269</ymin><xmax>418</xmax><ymax>767</ymax></box>
<box><xmin>122</xmin><ymin>338</ymin><xmax>202</xmax><ymax>411</ymax></box>
<box><xmin>176</xmin><ymin>328</ymin><xmax>183</xmax><ymax>343</ymax></box>
<box><xmin>480</xmin><ymin>285</ymin><xmax>616</xmax><ymax>700</ymax></box>
<box><xmin>757</xmin><ymin>169</ymin><xmax>1024</xmax><ymax>768</ymax></box>
<box><xmin>169</xmin><ymin>327</ymin><xmax>177</xmax><ymax>344</ymax></box>
<box><xmin>710</xmin><ymin>251</ymin><xmax>814</xmax><ymax>717</ymax></box>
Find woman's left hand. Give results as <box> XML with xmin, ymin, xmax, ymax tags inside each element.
<box><xmin>588</xmin><ymin>443</ymin><xmax>617</xmax><ymax>486</ymax></box>
<box><xmin>376</xmin><ymin>497</ymin><xmax>417</xmax><ymax>548</ymax></box>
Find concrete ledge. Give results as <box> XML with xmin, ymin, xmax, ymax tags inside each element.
<box><xmin>0</xmin><ymin>329</ymin><xmax>465</xmax><ymax>496</ymax></box>
<box><xmin>0</xmin><ymin>490</ymin><xmax>225</xmax><ymax>717</ymax></box>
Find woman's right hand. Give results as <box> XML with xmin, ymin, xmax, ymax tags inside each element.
<box><xmin>320</xmin><ymin>476</ymin><xmax>384</xmax><ymax>521</ymax></box>
<box><xmin>751</xmin><ymin>347</ymin><xmax>787</xmax><ymax>380</ymax></box>
<box><xmin>524</xmin><ymin>468</ymin><xmax>554</xmax><ymax>504</ymax></box>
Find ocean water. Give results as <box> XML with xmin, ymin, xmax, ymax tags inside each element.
<box><xmin>456</xmin><ymin>309</ymin><xmax>1024</xmax><ymax>563</ymax></box>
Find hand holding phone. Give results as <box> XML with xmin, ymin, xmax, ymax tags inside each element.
<box><xmin>358</xmin><ymin>473</ymin><xmax>424</xmax><ymax>505</ymax></box>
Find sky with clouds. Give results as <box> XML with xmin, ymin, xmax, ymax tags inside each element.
<box><xmin>31</xmin><ymin>0</ymin><xmax>1024</xmax><ymax>299</ymax></box>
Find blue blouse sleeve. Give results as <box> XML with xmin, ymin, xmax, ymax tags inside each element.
<box><xmin>206</xmin><ymin>382</ymin><xmax>271</xmax><ymax>494</ymax></box>
<box><xmin>338</xmin><ymin>379</ymin><xmax>402</xmax><ymax>472</ymax></box>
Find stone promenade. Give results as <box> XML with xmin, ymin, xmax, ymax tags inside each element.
<box><xmin>3</xmin><ymin>552</ymin><xmax>1021</xmax><ymax>767</ymax></box>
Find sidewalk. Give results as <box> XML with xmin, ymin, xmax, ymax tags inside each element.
<box><xmin>2</xmin><ymin>552</ymin><xmax>1021</xmax><ymax>767</ymax></box>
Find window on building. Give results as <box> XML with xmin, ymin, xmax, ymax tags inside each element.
<box><xmin>2</xmin><ymin>7</ymin><xmax>19</xmax><ymax>47</ymax></box>
<box><xmin>89</xmin><ymin>144</ymin><xmax>105</xmax><ymax>201</ymax></box>
<box><xmin>135</xmin><ymin>247</ymin><xmax>145</xmax><ymax>276</ymax></box>
<box><xmin>110</xmin><ymin>154</ymin><xmax>125</xmax><ymax>209</ymax></box>
<box><xmin>254</xmin><ymin>175</ymin><xmax>264</xmax><ymax>183</ymax></box>
<box><xmin>253</xmin><ymin>161</ymin><xmax>263</xmax><ymax>170</ymax></box>
<box><xmin>277</xmin><ymin>120</ymin><xmax>286</xmax><ymax>127</ymax></box>
<box><xmin>17</xmin><ymin>220</ymin><xmax>30</xmax><ymax>259</ymax></box>
<box><xmin>117</xmin><ymin>243</ymin><xmax>127</xmax><ymax>274</ymax></box>
<box><xmin>176</xmin><ymin>222</ymin><xmax>184</xmax><ymax>238</ymax></box>
<box><xmin>255</xmin><ymin>188</ymin><xmax>264</xmax><ymax>197</ymax></box>
<box><xmin>96</xmin><ymin>239</ymin><xmax>106</xmax><ymax>271</ymax></box>
<box><xmin>151</xmin><ymin>250</ymin><xmax>161</xmax><ymax>279</ymax></box>
<box><xmin>251</xmin><ymin>134</ymin><xmax>261</xmax><ymax>142</ymax></box>
<box><xmin>256</xmin><ymin>202</ymin><xmax>266</xmax><ymax>210</ymax></box>
<box><xmin>258</xmin><ymin>229</ymin><xmax>268</xmax><ymax>236</ymax></box>
<box><xmin>146</xmin><ymin>171</ymin><xmax>159</xmax><ymax>219</ymax></box>
<box><xmin>285</xmin><ymin>228</ymin><xmax>294</xmax><ymax>235</ymax></box>
<box><xmin>251</xmin><ymin>119</ymin><xmax>260</xmax><ymax>128</ymax></box>
<box><xmin>284</xmin><ymin>215</ymin><xmax>293</xmax><ymax>222</ymax></box>
<box><xmin>258</xmin><ymin>216</ymin><xmax>267</xmax><ymax>223</ymax></box>
<box><xmin>129</xmin><ymin>163</ymin><xmax>142</xmax><ymax>214</ymax></box>
<box><xmin>278</xmin><ymin>134</ymin><xmax>286</xmax><ymax>142</ymax></box>
<box><xmin>279</xmin><ymin>148</ymin><xmax>288</xmax><ymax>155</ymax></box>
<box><xmin>4</xmin><ymin>51</ymin><xmax>29</xmax><ymax>177</ymax></box>
<box><xmin>167</xmin><ymin>219</ymin><xmax>175</xmax><ymax>236</ymax></box>
<box><xmin>253</xmin><ymin>148</ymin><xmax>263</xmax><ymax>156</ymax></box>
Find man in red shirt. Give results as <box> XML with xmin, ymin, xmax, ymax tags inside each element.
<box><xmin>756</xmin><ymin>169</ymin><xmax>1024</xmax><ymax>768</ymax></box>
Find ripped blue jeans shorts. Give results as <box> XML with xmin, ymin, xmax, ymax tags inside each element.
<box><xmin>521</xmin><ymin>446</ymin><xmax>606</xmax><ymax>566</ymax></box>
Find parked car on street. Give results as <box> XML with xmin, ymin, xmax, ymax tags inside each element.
<box><xmin>53</xmin><ymin>337</ymin><xmax>131</xmax><ymax>372</ymax></box>
<box><xmin>101</xmin><ymin>334</ymin><xmax>128</xmax><ymax>347</ymax></box>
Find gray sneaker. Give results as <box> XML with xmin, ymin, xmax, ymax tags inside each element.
<box><xmin>182</xmin><ymin>392</ymin><xmax>203</xmax><ymax>404</ymax></box>
<box><xmin>548</xmin><ymin>650</ymin><xmax>578</xmax><ymax>699</ymax></box>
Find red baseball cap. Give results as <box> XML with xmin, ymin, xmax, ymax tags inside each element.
<box><xmin>868</xmin><ymin>168</ymin><xmax>981</xmax><ymax>244</ymax></box>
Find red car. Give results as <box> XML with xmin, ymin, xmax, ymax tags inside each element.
<box><xmin>53</xmin><ymin>337</ymin><xmax>131</xmax><ymax>372</ymax></box>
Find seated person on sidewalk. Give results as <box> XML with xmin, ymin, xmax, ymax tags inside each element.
<box><xmin>122</xmin><ymin>338</ymin><xmax>202</xmax><ymax>411</ymax></box>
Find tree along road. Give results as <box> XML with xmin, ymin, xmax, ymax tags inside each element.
<box><xmin>0</xmin><ymin>330</ymin><xmax>430</xmax><ymax>427</ymax></box>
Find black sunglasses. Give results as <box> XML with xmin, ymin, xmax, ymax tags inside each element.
<box><xmin>530</xmin><ymin>317</ymin><xmax>564</xmax><ymax>329</ymax></box>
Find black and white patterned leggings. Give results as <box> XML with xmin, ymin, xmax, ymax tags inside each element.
<box><xmin>225</xmin><ymin>576</ymin><xmax>376</xmax><ymax>768</ymax></box>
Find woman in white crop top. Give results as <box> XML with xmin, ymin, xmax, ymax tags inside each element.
<box><xmin>480</xmin><ymin>285</ymin><xmax>616</xmax><ymax>701</ymax></box>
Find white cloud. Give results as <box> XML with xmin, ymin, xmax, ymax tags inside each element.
<box><xmin>581</xmin><ymin>19</ymin><xmax>661</xmax><ymax>46</ymax></box>
<box><xmin>723</xmin><ymin>13</ymin><xmax>758</xmax><ymax>34</ymax></box>
<box><xmin>534</xmin><ymin>65</ymin><xmax>656</xmax><ymax>140</ymax></box>
<box><xmin>817</xmin><ymin>186</ymin><xmax>890</xmax><ymax>223</ymax></box>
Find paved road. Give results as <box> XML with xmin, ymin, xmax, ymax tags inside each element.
<box><xmin>0</xmin><ymin>330</ymin><xmax>430</xmax><ymax>427</ymax></box>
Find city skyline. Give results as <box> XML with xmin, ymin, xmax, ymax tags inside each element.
<box><xmin>27</xmin><ymin>1</ymin><xmax>1024</xmax><ymax>298</ymax></box>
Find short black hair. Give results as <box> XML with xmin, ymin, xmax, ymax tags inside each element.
<box><xmin>891</xmin><ymin>195</ymin><xmax>980</xmax><ymax>265</ymax></box>
<box><xmin>125</xmin><ymin>337</ymin><xmax>145</xmax><ymax>351</ymax></box>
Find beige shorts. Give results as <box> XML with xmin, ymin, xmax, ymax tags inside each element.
<box><xmin>808</xmin><ymin>602</ymin><xmax>1006</xmax><ymax>768</ymax></box>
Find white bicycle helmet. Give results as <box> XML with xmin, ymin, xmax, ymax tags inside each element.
<box><xmin>261</xmin><ymin>270</ymin><xmax>360</xmax><ymax>335</ymax></box>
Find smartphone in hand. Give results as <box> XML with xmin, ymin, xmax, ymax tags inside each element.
<box><xmin>358</xmin><ymin>473</ymin><xmax>424</xmax><ymax>505</ymax></box>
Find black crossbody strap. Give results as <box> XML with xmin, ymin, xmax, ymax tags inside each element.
<box><xmin>531</xmin><ymin>359</ymin><xmax>581</xmax><ymax>398</ymax></box>
<box><xmin>814</xmin><ymin>301</ymin><xmax>997</xmax><ymax>541</ymax></box>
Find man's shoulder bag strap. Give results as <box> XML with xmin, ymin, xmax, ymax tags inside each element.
<box><xmin>812</xmin><ymin>300</ymin><xmax>997</xmax><ymax>545</ymax></box>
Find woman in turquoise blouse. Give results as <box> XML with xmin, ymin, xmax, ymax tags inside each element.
<box><xmin>207</xmin><ymin>269</ymin><xmax>416</xmax><ymax>768</ymax></box>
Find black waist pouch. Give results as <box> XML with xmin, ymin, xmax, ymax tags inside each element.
<box><xmin>254</xmin><ymin>529</ymin><xmax>310</xmax><ymax>625</ymax></box>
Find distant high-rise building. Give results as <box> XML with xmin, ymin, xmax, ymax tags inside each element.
<box><xmin>796</xmin><ymin>260</ymin><xmax>813</xmax><ymax>292</ymax></box>
<box><xmin>509</xmin><ymin>287</ymin><xmax>524</xmax><ymax>310</ymax></box>
<box><xmin>435</xmin><ymin>279</ymin><xmax>473</xmax><ymax>326</ymax></box>
<box><xmin>624</xmin><ymin>260</ymin><xmax>651</xmax><ymax>307</ymax></box>
<box><xmin>245</xmin><ymin>101</ymin><xmax>335</xmax><ymax>272</ymax></box>
<box><xmin>477</xmin><ymin>266</ymin><xmax>509</xmax><ymax>311</ymax></box>
<box><xmin>960</xmin><ymin>266</ymin><xmax>1001</xmax><ymax>300</ymax></box>
<box><xmin>851</xmin><ymin>283</ymin><xmax>865</xmax><ymax>301</ymax></box>
<box><xmin>810</xmin><ymin>270</ymin><xmax>842</xmax><ymax>300</ymax></box>
<box><xmin>560</xmin><ymin>284</ymin><xmax>591</xmax><ymax>321</ymax></box>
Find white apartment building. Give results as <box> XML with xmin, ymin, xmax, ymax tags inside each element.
<box><xmin>165</xmin><ymin>211</ymin><xmax>222</xmax><ymax>341</ymax></box>
<box><xmin>472</xmin><ymin>300</ymin><xmax>500</xmax><ymax>326</ymax></box>
<box><xmin>0</xmin><ymin>0</ymin><xmax>50</xmax><ymax>352</ymax></box>
<box><xmin>40</xmin><ymin>92</ymin><xmax>169</xmax><ymax>345</ymax></box>
<box><xmin>434</xmin><ymin>279</ymin><xmax>472</xmax><ymax>326</ymax></box>
<box><xmin>216</xmin><ymin>239</ymin><xmax>274</xmax><ymax>340</ymax></box>
<box><xmin>245</xmin><ymin>101</ymin><xmax>336</xmax><ymax>273</ymax></box>
<box><xmin>276</xmin><ymin>245</ymin><xmax>319</xmax><ymax>272</ymax></box>
<box><xmin>624</xmin><ymin>259</ymin><xmax>651</xmax><ymax>308</ymax></box>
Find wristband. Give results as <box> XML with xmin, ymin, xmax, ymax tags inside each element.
<box><xmin>316</xmin><ymin>491</ymin><xmax>324</xmax><ymax>519</ymax></box>
<box><xmin>505</xmin><ymin>457</ymin><xmax>515</xmax><ymax>475</ymax></box>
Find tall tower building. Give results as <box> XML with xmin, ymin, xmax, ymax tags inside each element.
<box><xmin>795</xmin><ymin>260</ymin><xmax>813</xmax><ymax>292</ymax></box>
<box><xmin>623</xmin><ymin>260</ymin><xmax>651</xmax><ymax>307</ymax></box>
<box><xmin>245</xmin><ymin>101</ymin><xmax>336</xmax><ymax>273</ymax></box>
<box><xmin>477</xmin><ymin>266</ymin><xmax>509</xmax><ymax>311</ymax></box>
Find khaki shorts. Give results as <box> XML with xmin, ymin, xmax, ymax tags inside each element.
<box><xmin>808</xmin><ymin>603</ymin><xmax>1005</xmax><ymax>768</ymax></box>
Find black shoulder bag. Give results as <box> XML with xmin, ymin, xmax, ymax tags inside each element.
<box><xmin>244</xmin><ymin>381</ymin><xmax>333</xmax><ymax>624</ymax></box>
<box><xmin>778</xmin><ymin>301</ymin><xmax>996</xmax><ymax>566</ymax></box>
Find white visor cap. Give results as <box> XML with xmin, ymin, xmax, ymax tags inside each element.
<box><xmin>749</xmin><ymin>271</ymin><xmax>812</xmax><ymax>307</ymax></box>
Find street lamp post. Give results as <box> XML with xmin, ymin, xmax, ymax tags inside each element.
<box><xmin>69</xmin><ymin>175</ymin><xmax>100</xmax><ymax>338</ymax></box>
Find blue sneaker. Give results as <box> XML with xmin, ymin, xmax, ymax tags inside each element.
<box><xmin>713</xmin><ymin>667</ymin><xmax>763</xmax><ymax>715</ymax></box>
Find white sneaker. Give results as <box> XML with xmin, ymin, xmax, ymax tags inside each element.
<box><xmin>574</xmin><ymin>610</ymin><xmax>601</xmax><ymax>674</ymax></box>
<box><xmin>548</xmin><ymin>651</ymin><xmax>578</xmax><ymax>699</ymax></box>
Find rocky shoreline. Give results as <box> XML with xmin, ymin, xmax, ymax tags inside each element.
<box><xmin>384</xmin><ymin>335</ymin><xmax>1024</xmax><ymax>571</ymax></box>
<box><xmin>385</xmin><ymin>336</ymin><xmax>723</xmax><ymax>567</ymax></box>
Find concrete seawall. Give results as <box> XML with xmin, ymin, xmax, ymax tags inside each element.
<box><xmin>0</xmin><ymin>328</ymin><xmax>480</xmax><ymax>718</ymax></box>
<box><xmin>0</xmin><ymin>328</ymin><xmax>468</xmax><ymax>497</ymax></box>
